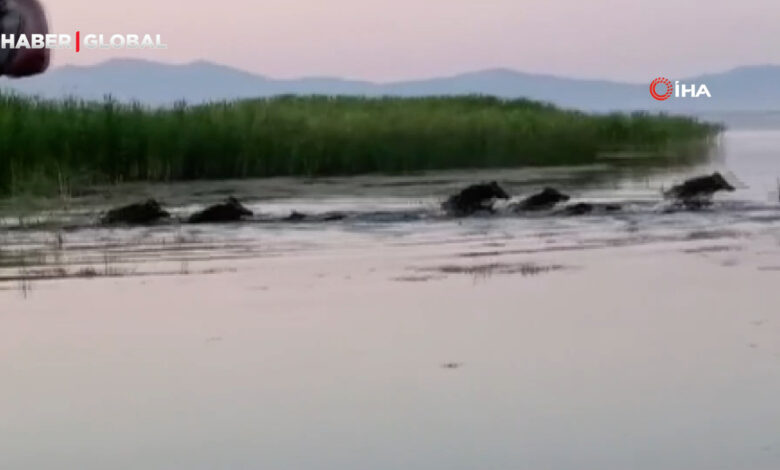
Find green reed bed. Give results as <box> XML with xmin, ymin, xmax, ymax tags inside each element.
<box><xmin>0</xmin><ymin>94</ymin><xmax>720</xmax><ymax>196</ymax></box>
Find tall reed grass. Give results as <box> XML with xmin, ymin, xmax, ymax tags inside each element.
<box><xmin>0</xmin><ymin>94</ymin><xmax>720</xmax><ymax>195</ymax></box>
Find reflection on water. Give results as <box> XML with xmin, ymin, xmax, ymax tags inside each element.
<box><xmin>1</xmin><ymin>130</ymin><xmax>780</xmax><ymax>470</ymax></box>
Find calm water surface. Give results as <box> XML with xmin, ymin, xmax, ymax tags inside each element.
<box><xmin>1</xmin><ymin>130</ymin><xmax>780</xmax><ymax>470</ymax></box>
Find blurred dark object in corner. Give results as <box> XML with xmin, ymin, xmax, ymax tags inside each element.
<box><xmin>0</xmin><ymin>0</ymin><xmax>50</xmax><ymax>77</ymax></box>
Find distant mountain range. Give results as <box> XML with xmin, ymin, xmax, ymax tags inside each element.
<box><xmin>2</xmin><ymin>58</ymin><xmax>780</xmax><ymax>114</ymax></box>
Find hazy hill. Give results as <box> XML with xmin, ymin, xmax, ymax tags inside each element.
<box><xmin>2</xmin><ymin>59</ymin><xmax>779</xmax><ymax>113</ymax></box>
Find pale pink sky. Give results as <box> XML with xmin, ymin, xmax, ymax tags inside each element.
<box><xmin>46</xmin><ymin>0</ymin><xmax>780</xmax><ymax>82</ymax></box>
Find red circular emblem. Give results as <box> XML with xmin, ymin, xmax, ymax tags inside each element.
<box><xmin>650</xmin><ymin>77</ymin><xmax>673</xmax><ymax>101</ymax></box>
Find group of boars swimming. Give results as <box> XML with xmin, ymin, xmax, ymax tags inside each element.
<box><xmin>99</xmin><ymin>172</ymin><xmax>736</xmax><ymax>226</ymax></box>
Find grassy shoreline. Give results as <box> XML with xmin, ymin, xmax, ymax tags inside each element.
<box><xmin>0</xmin><ymin>94</ymin><xmax>720</xmax><ymax>196</ymax></box>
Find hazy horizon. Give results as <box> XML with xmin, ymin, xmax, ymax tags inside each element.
<box><xmin>46</xmin><ymin>56</ymin><xmax>780</xmax><ymax>85</ymax></box>
<box><xmin>44</xmin><ymin>0</ymin><xmax>780</xmax><ymax>83</ymax></box>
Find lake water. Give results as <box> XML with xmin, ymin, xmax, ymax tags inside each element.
<box><xmin>2</xmin><ymin>130</ymin><xmax>780</xmax><ymax>470</ymax></box>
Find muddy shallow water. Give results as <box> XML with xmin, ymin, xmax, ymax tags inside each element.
<box><xmin>2</xmin><ymin>130</ymin><xmax>780</xmax><ymax>470</ymax></box>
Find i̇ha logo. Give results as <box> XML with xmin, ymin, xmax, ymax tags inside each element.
<box><xmin>650</xmin><ymin>77</ymin><xmax>711</xmax><ymax>101</ymax></box>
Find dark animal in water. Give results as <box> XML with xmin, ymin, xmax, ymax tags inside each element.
<box><xmin>322</xmin><ymin>212</ymin><xmax>347</xmax><ymax>221</ymax></box>
<box><xmin>284</xmin><ymin>211</ymin><xmax>347</xmax><ymax>222</ymax></box>
<box><xmin>664</xmin><ymin>172</ymin><xmax>735</xmax><ymax>201</ymax></box>
<box><xmin>562</xmin><ymin>202</ymin><xmax>622</xmax><ymax>216</ymax></box>
<box><xmin>513</xmin><ymin>187</ymin><xmax>570</xmax><ymax>211</ymax></box>
<box><xmin>285</xmin><ymin>211</ymin><xmax>307</xmax><ymax>221</ymax></box>
<box><xmin>188</xmin><ymin>197</ymin><xmax>253</xmax><ymax>223</ymax></box>
<box><xmin>442</xmin><ymin>181</ymin><xmax>510</xmax><ymax>216</ymax></box>
<box><xmin>102</xmin><ymin>199</ymin><xmax>170</xmax><ymax>225</ymax></box>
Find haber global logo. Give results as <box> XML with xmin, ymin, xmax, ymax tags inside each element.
<box><xmin>650</xmin><ymin>77</ymin><xmax>711</xmax><ymax>101</ymax></box>
<box><xmin>1</xmin><ymin>33</ymin><xmax>167</xmax><ymax>51</ymax></box>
